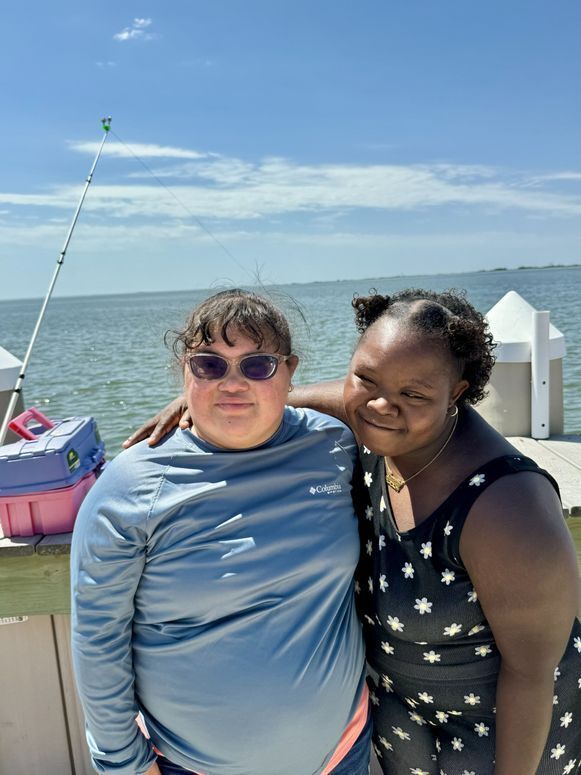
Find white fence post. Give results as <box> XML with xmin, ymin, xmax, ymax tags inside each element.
<box><xmin>477</xmin><ymin>291</ymin><xmax>565</xmax><ymax>438</ymax></box>
<box><xmin>531</xmin><ymin>310</ymin><xmax>550</xmax><ymax>439</ymax></box>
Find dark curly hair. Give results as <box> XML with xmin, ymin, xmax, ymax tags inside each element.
<box><xmin>351</xmin><ymin>288</ymin><xmax>496</xmax><ymax>405</ymax></box>
<box><xmin>167</xmin><ymin>289</ymin><xmax>293</xmax><ymax>360</ymax></box>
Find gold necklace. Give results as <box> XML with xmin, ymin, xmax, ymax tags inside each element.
<box><xmin>384</xmin><ymin>411</ymin><xmax>459</xmax><ymax>493</ymax></box>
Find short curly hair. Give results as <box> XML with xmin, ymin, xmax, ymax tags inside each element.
<box><xmin>351</xmin><ymin>288</ymin><xmax>496</xmax><ymax>405</ymax></box>
<box><xmin>167</xmin><ymin>289</ymin><xmax>293</xmax><ymax>360</ymax></box>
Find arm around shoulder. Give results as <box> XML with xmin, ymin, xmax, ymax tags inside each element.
<box><xmin>289</xmin><ymin>379</ymin><xmax>348</xmax><ymax>424</ymax></box>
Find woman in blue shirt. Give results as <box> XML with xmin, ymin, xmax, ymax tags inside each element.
<box><xmin>71</xmin><ymin>289</ymin><xmax>370</xmax><ymax>775</ymax></box>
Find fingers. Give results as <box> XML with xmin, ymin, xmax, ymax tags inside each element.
<box><xmin>122</xmin><ymin>420</ymin><xmax>158</xmax><ymax>449</ymax></box>
<box><xmin>146</xmin><ymin>415</ymin><xmax>175</xmax><ymax>446</ymax></box>
<box><xmin>179</xmin><ymin>409</ymin><xmax>192</xmax><ymax>429</ymax></box>
<box><xmin>122</xmin><ymin>397</ymin><xmax>189</xmax><ymax>449</ymax></box>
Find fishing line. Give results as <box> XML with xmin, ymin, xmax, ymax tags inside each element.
<box><xmin>109</xmin><ymin>131</ymin><xmax>310</xmax><ymax>355</ymax></box>
<box><xmin>109</xmin><ymin>129</ymin><xmax>256</xmax><ymax>280</ymax></box>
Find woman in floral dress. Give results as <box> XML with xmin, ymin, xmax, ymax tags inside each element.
<box><xmin>344</xmin><ymin>289</ymin><xmax>581</xmax><ymax>774</ymax></box>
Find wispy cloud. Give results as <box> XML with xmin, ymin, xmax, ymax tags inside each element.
<box><xmin>113</xmin><ymin>18</ymin><xmax>156</xmax><ymax>42</ymax></box>
<box><xmin>96</xmin><ymin>61</ymin><xmax>117</xmax><ymax>68</ymax></box>
<box><xmin>5</xmin><ymin>146</ymin><xmax>581</xmax><ymax>224</ymax></box>
<box><xmin>69</xmin><ymin>141</ymin><xmax>208</xmax><ymax>160</ymax></box>
<box><xmin>531</xmin><ymin>172</ymin><xmax>581</xmax><ymax>183</ymax></box>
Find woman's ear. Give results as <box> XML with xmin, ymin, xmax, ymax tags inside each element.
<box><xmin>287</xmin><ymin>355</ymin><xmax>299</xmax><ymax>380</ymax></box>
<box><xmin>451</xmin><ymin>379</ymin><xmax>470</xmax><ymax>404</ymax></box>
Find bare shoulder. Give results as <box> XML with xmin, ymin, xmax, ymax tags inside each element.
<box><xmin>459</xmin><ymin>468</ymin><xmax>573</xmax><ymax>578</ymax></box>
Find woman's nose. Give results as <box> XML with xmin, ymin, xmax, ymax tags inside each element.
<box><xmin>367</xmin><ymin>395</ymin><xmax>397</xmax><ymax>415</ymax></box>
<box><xmin>219</xmin><ymin>369</ymin><xmax>249</xmax><ymax>390</ymax></box>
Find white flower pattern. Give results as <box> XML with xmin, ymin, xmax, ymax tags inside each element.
<box><xmin>386</xmin><ymin>615</ymin><xmax>404</xmax><ymax>632</ymax></box>
<box><xmin>392</xmin><ymin>726</ymin><xmax>410</xmax><ymax>741</ymax></box>
<box><xmin>356</xmin><ymin>450</ymin><xmax>581</xmax><ymax>771</ymax></box>
<box><xmin>381</xmin><ymin>674</ymin><xmax>394</xmax><ymax>692</ymax></box>
<box><xmin>414</xmin><ymin>597</ymin><xmax>433</xmax><ymax>615</ymax></box>
<box><xmin>402</xmin><ymin>562</ymin><xmax>415</xmax><ymax>578</ymax></box>
<box><xmin>418</xmin><ymin>691</ymin><xmax>434</xmax><ymax>704</ymax></box>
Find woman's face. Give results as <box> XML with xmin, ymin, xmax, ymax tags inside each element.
<box><xmin>183</xmin><ymin>330</ymin><xmax>298</xmax><ymax>450</ymax></box>
<box><xmin>343</xmin><ymin>318</ymin><xmax>468</xmax><ymax>458</ymax></box>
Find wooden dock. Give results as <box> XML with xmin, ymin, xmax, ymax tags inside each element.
<box><xmin>506</xmin><ymin>434</ymin><xmax>581</xmax><ymax>567</ymax></box>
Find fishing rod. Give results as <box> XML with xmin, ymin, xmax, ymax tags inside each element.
<box><xmin>0</xmin><ymin>117</ymin><xmax>112</xmax><ymax>446</ymax></box>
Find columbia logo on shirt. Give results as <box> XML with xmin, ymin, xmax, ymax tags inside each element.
<box><xmin>309</xmin><ymin>482</ymin><xmax>343</xmax><ymax>495</ymax></box>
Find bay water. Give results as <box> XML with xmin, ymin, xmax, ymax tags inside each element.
<box><xmin>1</xmin><ymin>266</ymin><xmax>580</xmax><ymax>455</ymax></box>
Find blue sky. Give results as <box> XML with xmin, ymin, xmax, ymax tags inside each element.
<box><xmin>1</xmin><ymin>1</ymin><xmax>581</xmax><ymax>299</ymax></box>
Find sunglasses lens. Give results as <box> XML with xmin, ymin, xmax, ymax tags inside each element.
<box><xmin>240</xmin><ymin>355</ymin><xmax>279</xmax><ymax>380</ymax></box>
<box><xmin>189</xmin><ymin>354</ymin><xmax>228</xmax><ymax>380</ymax></box>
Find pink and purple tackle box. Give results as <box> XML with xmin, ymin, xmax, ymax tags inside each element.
<box><xmin>0</xmin><ymin>408</ymin><xmax>105</xmax><ymax>537</ymax></box>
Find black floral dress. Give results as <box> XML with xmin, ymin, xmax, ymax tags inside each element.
<box><xmin>354</xmin><ymin>450</ymin><xmax>581</xmax><ymax>775</ymax></box>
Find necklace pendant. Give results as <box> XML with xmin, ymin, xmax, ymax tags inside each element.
<box><xmin>385</xmin><ymin>469</ymin><xmax>405</xmax><ymax>493</ymax></box>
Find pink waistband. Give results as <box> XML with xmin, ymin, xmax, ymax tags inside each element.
<box><xmin>321</xmin><ymin>683</ymin><xmax>369</xmax><ymax>774</ymax></box>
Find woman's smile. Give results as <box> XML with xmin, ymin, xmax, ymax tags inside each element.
<box><xmin>357</xmin><ymin>412</ymin><xmax>403</xmax><ymax>432</ymax></box>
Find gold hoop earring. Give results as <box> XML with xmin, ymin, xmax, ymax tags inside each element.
<box><xmin>288</xmin><ymin>384</ymin><xmax>294</xmax><ymax>393</ymax></box>
<box><xmin>448</xmin><ymin>404</ymin><xmax>459</xmax><ymax>418</ymax></box>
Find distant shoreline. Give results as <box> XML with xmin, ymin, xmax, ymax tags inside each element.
<box><xmin>480</xmin><ymin>263</ymin><xmax>581</xmax><ymax>273</ymax></box>
<box><xmin>1</xmin><ymin>263</ymin><xmax>581</xmax><ymax>304</ymax></box>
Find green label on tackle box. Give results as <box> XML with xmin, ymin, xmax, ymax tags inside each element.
<box><xmin>67</xmin><ymin>448</ymin><xmax>80</xmax><ymax>472</ymax></box>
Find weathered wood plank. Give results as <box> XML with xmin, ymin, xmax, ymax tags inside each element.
<box><xmin>0</xmin><ymin>553</ymin><xmax>70</xmax><ymax>616</ymax></box>
<box><xmin>0</xmin><ymin>534</ymin><xmax>42</xmax><ymax>557</ymax></box>
<box><xmin>53</xmin><ymin>615</ymin><xmax>94</xmax><ymax>775</ymax></box>
<box><xmin>507</xmin><ymin>436</ymin><xmax>581</xmax><ymax>515</ymax></box>
<box><xmin>37</xmin><ymin>532</ymin><xmax>73</xmax><ymax>555</ymax></box>
<box><xmin>0</xmin><ymin>615</ymin><xmax>73</xmax><ymax>774</ymax></box>
<box><xmin>540</xmin><ymin>435</ymin><xmax>581</xmax><ymax>470</ymax></box>
<box><xmin>568</xmin><ymin>516</ymin><xmax>581</xmax><ymax>573</ymax></box>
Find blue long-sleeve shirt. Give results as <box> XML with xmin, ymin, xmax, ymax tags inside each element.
<box><xmin>71</xmin><ymin>407</ymin><xmax>366</xmax><ymax>775</ymax></box>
